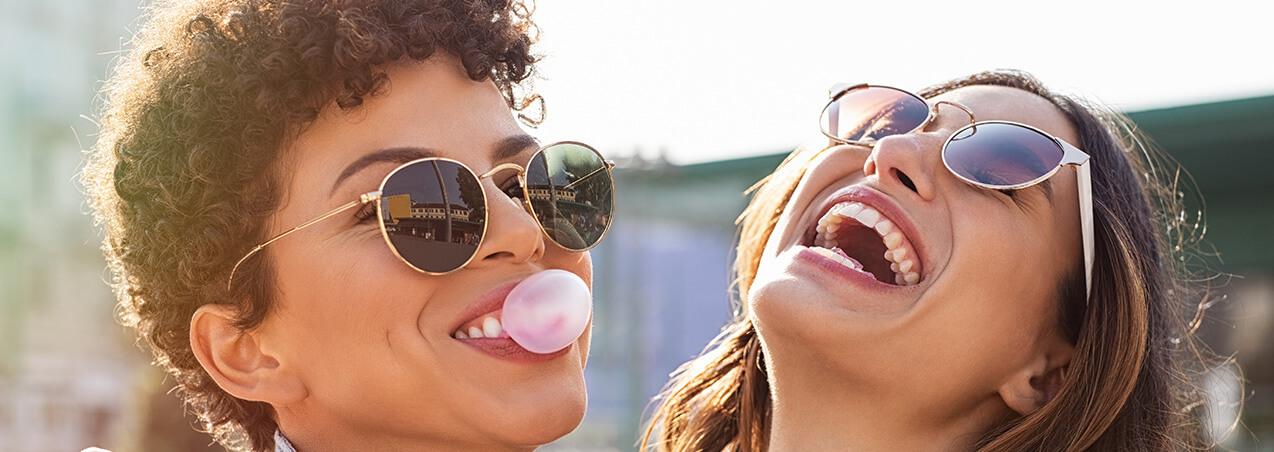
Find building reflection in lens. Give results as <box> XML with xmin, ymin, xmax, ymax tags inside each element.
<box><xmin>379</xmin><ymin>161</ymin><xmax>484</xmax><ymax>272</ymax></box>
<box><xmin>526</xmin><ymin>150</ymin><xmax>613</xmax><ymax>250</ymax></box>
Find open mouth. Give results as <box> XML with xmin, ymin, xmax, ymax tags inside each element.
<box><xmin>453</xmin><ymin>310</ymin><xmax>508</xmax><ymax>339</ymax></box>
<box><xmin>806</xmin><ymin>201</ymin><xmax>922</xmax><ymax>286</ymax></box>
<box><xmin>449</xmin><ymin>306</ymin><xmax>572</xmax><ymax>362</ymax></box>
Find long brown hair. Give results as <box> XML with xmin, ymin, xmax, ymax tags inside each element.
<box><xmin>643</xmin><ymin>70</ymin><xmax>1221</xmax><ymax>451</ymax></box>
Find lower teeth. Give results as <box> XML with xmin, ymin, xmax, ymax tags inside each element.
<box><xmin>810</xmin><ymin>246</ymin><xmax>916</xmax><ymax>286</ymax></box>
<box><xmin>810</xmin><ymin>246</ymin><xmax>865</xmax><ymax>273</ymax></box>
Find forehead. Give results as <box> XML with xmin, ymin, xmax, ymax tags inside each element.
<box><xmin>279</xmin><ymin>56</ymin><xmax>527</xmax><ymax>178</ymax></box>
<box><xmin>314</xmin><ymin>58</ymin><xmax>522</xmax><ymax>154</ymax></box>
<box><xmin>930</xmin><ymin>85</ymin><xmax>1079</xmax><ymax>145</ymax></box>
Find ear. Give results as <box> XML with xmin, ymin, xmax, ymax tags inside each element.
<box><xmin>190</xmin><ymin>304</ymin><xmax>306</xmax><ymax>405</ymax></box>
<box><xmin>998</xmin><ymin>335</ymin><xmax>1075</xmax><ymax>416</ymax></box>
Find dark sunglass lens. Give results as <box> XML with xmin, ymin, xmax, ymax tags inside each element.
<box><xmin>525</xmin><ymin>143</ymin><xmax>613</xmax><ymax>251</ymax></box>
<box><xmin>821</xmin><ymin>86</ymin><xmax>930</xmax><ymax>143</ymax></box>
<box><xmin>378</xmin><ymin>159</ymin><xmax>485</xmax><ymax>273</ymax></box>
<box><xmin>944</xmin><ymin>122</ymin><xmax>1064</xmax><ymax>187</ymax></box>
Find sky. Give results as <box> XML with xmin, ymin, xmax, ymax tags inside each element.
<box><xmin>529</xmin><ymin>0</ymin><xmax>1274</xmax><ymax>164</ymax></box>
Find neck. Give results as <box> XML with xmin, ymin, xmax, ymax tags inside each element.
<box><xmin>763</xmin><ymin>356</ymin><xmax>1008</xmax><ymax>452</ymax></box>
<box><xmin>276</xmin><ymin>410</ymin><xmax>536</xmax><ymax>452</ymax></box>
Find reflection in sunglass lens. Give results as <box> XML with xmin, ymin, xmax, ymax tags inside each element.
<box><xmin>944</xmin><ymin>122</ymin><xmax>1065</xmax><ymax>187</ymax></box>
<box><xmin>525</xmin><ymin>143</ymin><xmax>613</xmax><ymax>251</ymax></box>
<box><xmin>822</xmin><ymin>86</ymin><xmax>930</xmax><ymax>143</ymax></box>
<box><xmin>378</xmin><ymin>159</ymin><xmax>485</xmax><ymax>273</ymax></box>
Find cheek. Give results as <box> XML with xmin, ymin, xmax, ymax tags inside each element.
<box><xmin>544</xmin><ymin>246</ymin><xmax>593</xmax><ymax>287</ymax></box>
<box><xmin>951</xmin><ymin>201</ymin><xmax>1046</xmax><ymax>277</ymax></box>
<box><xmin>762</xmin><ymin>191</ymin><xmax>815</xmax><ymax>260</ymax></box>
<box><xmin>269</xmin><ymin>232</ymin><xmax>427</xmax><ymax>333</ymax></box>
<box><xmin>275</xmin><ymin>230</ymin><xmax>389</xmax><ymax>290</ymax></box>
<box><xmin>942</xmin><ymin>211</ymin><xmax>1061</xmax><ymax>331</ymax></box>
<box><xmin>266</xmin><ymin>239</ymin><xmax>449</xmax><ymax>387</ymax></box>
<box><xmin>577</xmin><ymin>251</ymin><xmax>593</xmax><ymax>284</ymax></box>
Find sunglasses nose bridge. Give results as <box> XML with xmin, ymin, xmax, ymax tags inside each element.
<box><xmin>932</xmin><ymin>100</ymin><xmax>976</xmax><ymax>126</ymax></box>
<box><xmin>513</xmin><ymin>174</ymin><xmax>535</xmax><ymax>215</ymax></box>
<box><xmin>477</xmin><ymin>162</ymin><xmax>533</xmax><ymax>210</ymax></box>
<box><xmin>478</xmin><ymin>162</ymin><xmax>527</xmax><ymax>180</ymax></box>
<box><xmin>468</xmin><ymin>176</ymin><xmax>549</xmax><ymax>268</ymax></box>
<box><xmin>488</xmin><ymin>171</ymin><xmax>535</xmax><ymax>217</ymax></box>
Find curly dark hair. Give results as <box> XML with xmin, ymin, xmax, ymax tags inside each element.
<box><xmin>82</xmin><ymin>0</ymin><xmax>541</xmax><ymax>450</ymax></box>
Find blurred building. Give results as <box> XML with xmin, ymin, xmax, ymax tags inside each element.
<box><xmin>1130</xmin><ymin>96</ymin><xmax>1274</xmax><ymax>450</ymax></box>
<box><xmin>1</xmin><ymin>1</ymin><xmax>157</xmax><ymax>451</ymax></box>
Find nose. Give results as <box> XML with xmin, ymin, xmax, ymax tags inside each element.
<box><xmin>862</xmin><ymin>131</ymin><xmax>946</xmax><ymax>201</ymax></box>
<box><xmin>469</xmin><ymin>178</ymin><xmax>546</xmax><ymax>268</ymax></box>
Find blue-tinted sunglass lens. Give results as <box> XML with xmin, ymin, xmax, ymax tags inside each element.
<box><xmin>944</xmin><ymin>122</ymin><xmax>1064</xmax><ymax>187</ymax></box>
<box><xmin>822</xmin><ymin>86</ymin><xmax>930</xmax><ymax>143</ymax></box>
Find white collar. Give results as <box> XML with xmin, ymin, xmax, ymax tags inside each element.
<box><xmin>274</xmin><ymin>430</ymin><xmax>297</xmax><ymax>452</ymax></box>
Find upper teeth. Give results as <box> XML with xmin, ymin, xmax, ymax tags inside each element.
<box><xmin>454</xmin><ymin>315</ymin><xmax>506</xmax><ymax>339</ymax></box>
<box><xmin>814</xmin><ymin>201</ymin><xmax>921</xmax><ymax>286</ymax></box>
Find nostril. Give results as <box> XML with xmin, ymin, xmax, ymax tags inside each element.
<box><xmin>893</xmin><ymin>168</ymin><xmax>917</xmax><ymax>193</ymax></box>
<box><xmin>484</xmin><ymin>251</ymin><xmax>516</xmax><ymax>261</ymax></box>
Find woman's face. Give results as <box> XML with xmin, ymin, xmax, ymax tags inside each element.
<box><xmin>256</xmin><ymin>57</ymin><xmax>589</xmax><ymax>448</ymax></box>
<box><xmin>750</xmin><ymin>85</ymin><xmax>1081</xmax><ymax>422</ymax></box>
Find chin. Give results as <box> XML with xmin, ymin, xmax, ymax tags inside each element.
<box><xmin>489</xmin><ymin>387</ymin><xmax>587</xmax><ymax>448</ymax></box>
<box><xmin>488</xmin><ymin>362</ymin><xmax>590</xmax><ymax>441</ymax></box>
<box><xmin>748</xmin><ymin>262</ymin><xmax>877</xmax><ymax>366</ymax></box>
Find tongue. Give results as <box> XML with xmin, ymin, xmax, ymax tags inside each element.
<box><xmin>830</xmin><ymin>246</ymin><xmax>866</xmax><ymax>272</ymax></box>
<box><xmin>502</xmin><ymin>269</ymin><xmax>593</xmax><ymax>354</ymax></box>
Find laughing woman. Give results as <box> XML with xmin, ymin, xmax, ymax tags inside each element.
<box><xmin>83</xmin><ymin>1</ymin><xmax>613</xmax><ymax>451</ymax></box>
<box><xmin>644</xmin><ymin>71</ymin><xmax>1218</xmax><ymax>451</ymax></box>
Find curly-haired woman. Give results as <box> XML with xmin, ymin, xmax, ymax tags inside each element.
<box><xmin>643</xmin><ymin>71</ymin><xmax>1221</xmax><ymax>451</ymax></box>
<box><xmin>83</xmin><ymin>1</ymin><xmax>613</xmax><ymax>450</ymax></box>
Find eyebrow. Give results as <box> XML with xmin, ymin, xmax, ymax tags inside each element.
<box><xmin>494</xmin><ymin>134</ymin><xmax>541</xmax><ymax>162</ymax></box>
<box><xmin>330</xmin><ymin>147</ymin><xmax>438</xmax><ymax>195</ymax></box>
<box><xmin>329</xmin><ymin>134</ymin><xmax>540</xmax><ymax>195</ymax></box>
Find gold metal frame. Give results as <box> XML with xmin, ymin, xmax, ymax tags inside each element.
<box><xmin>226</xmin><ymin>141</ymin><xmax>615</xmax><ymax>289</ymax></box>
<box><xmin>375</xmin><ymin>156</ymin><xmax>489</xmax><ymax>278</ymax></box>
<box><xmin>482</xmin><ymin>140</ymin><xmax>617</xmax><ymax>256</ymax></box>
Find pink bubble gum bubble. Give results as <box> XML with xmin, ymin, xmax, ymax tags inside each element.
<box><xmin>503</xmin><ymin>269</ymin><xmax>592</xmax><ymax>354</ymax></box>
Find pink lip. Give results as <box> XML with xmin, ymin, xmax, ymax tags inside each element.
<box><xmin>802</xmin><ymin>185</ymin><xmax>929</xmax><ymax>282</ymax></box>
<box><xmin>449</xmin><ymin>278</ymin><xmax>575</xmax><ymax>363</ymax></box>
<box><xmin>794</xmin><ymin>247</ymin><xmax>901</xmax><ymax>290</ymax></box>
<box><xmin>460</xmin><ymin>338</ymin><xmax>573</xmax><ymax>363</ymax></box>
<box><xmin>450</xmin><ymin>281</ymin><xmax>517</xmax><ymax>334</ymax></box>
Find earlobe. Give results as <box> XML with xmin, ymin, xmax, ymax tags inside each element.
<box><xmin>998</xmin><ymin>340</ymin><xmax>1075</xmax><ymax>416</ymax></box>
<box><xmin>190</xmin><ymin>304</ymin><xmax>306</xmax><ymax>405</ymax></box>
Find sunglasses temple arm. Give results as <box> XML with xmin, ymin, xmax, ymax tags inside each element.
<box><xmin>1077</xmin><ymin>162</ymin><xmax>1094</xmax><ymax>301</ymax></box>
<box><xmin>226</xmin><ymin>193</ymin><xmax>379</xmax><ymax>290</ymax></box>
